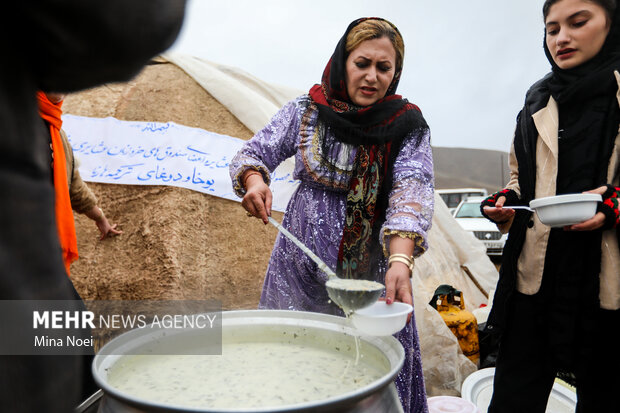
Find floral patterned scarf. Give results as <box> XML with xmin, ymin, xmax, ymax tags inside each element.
<box><xmin>308</xmin><ymin>17</ymin><xmax>428</xmax><ymax>279</ymax></box>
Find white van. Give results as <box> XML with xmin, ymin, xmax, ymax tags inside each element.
<box><xmin>437</xmin><ymin>188</ymin><xmax>488</xmax><ymax>214</ymax></box>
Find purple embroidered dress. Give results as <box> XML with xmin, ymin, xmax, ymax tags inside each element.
<box><xmin>230</xmin><ymin>95</ymin><xmax>434</xmax><ymax>413</ymax></box>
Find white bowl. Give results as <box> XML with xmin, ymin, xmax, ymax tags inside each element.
<box><xmin>350</xmin><ymin>301</ymin><xmax>412</xmax><ymax>336</ymax></box>
<box><xmin>529</xmin><ymin>193</ymin><xmax>602</xmax><ymax>227</ymax></box>
<box><xmin>461</xmin><ymin>367</ymin><xmax>576</xmax><ymax>412</ymax></box>
<box><xmin>427</xmin><ymin>396</ymin><xmax>480</xmax><ymax>413</ymax></box>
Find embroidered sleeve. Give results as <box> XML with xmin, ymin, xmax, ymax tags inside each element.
<box><xmin>229</xmin><ymin>98</ymin><xmax>302</xmax><ymax>197</ymax></box>
<box><xmin>380</xmin><ymin>129</ymin><xmax>434</xmax><ymax>258</ymax></box>
<box><xmin>597</xmin><ymin>185</ymin><xmax>620</xmax><ymax>229</ymax></box>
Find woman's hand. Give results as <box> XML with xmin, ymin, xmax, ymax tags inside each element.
<box><xmin>482</xmin><ymin>196</ymin><xmax>515</xmax><ymax>223</ymax></box>
<box><xmin>85</xmin><ymin>206</ymin><xmax>122</xmax><ymax>240</ymax></box>
<box><xmin>385</xmin><ymin>235</ymin><xmax>415</xmax><ymax>323</ymax></box>
<box><xmin>385</xmin><ymin>262</ymin><xmax>413</xmax><ymax>322</ymax></box>
<box><xmin>566</xmin><ymin>186</ymin><xmax>607</xmax><ymax>231</ymax></box>
<box><xmin>95</xmin><ymin>217</ymin><xmax>122</xmax><ymax>240</ymax></box>
<box><xmin>242</xmin><ymin>172</ymin><xmax>272</xmax><ymax>224</ymax></box>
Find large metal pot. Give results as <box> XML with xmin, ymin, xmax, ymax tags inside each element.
<box><xmin>91</xmin><ymin>310</ymin><xmax>405</xmax><ymax>413</ymax></box>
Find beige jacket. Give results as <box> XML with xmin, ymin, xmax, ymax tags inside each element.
<box><xmin>500</xmin><ymin>72</ymin><xmax>620</xmax><ymax>311</ymax></box>
<box><xmin>59</xmin><ymin>129</ymin><xmax>98</xmax><ymax>214</ymax></box>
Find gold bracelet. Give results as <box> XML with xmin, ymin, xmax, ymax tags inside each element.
<box><xmin>389</xmin><ymin>254</ymin><xmax>414</xmax><ymax>269</ymax></box>
<box><xmin>388</xmin><ymin>256</ymin><xmax>412</xmax><ymax>268</ymax></box>
<box><xmin>389</xmin><ymin>253</ymin><xmax>413</xmax><ymax>262</ymax></box>
<box><xmin>388</xmin><ymin>254</ymin><xmax>414</xmax><ymax>277</ymax></box>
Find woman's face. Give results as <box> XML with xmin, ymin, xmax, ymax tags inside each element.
<box><xmin>345</xmin><ymin>36</ymin><xmax>396</xmax><ymax>106</ymax></box>
<box><xmin>545</xmin><ymin>0</ymin><xmax>611</xmax><ymax>69</ymax></box>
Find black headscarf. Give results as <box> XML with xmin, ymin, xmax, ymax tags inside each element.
<box><xmin>512</xmin><ymin>0</ymin><xmax>620</xmax><ymax>201</ymax></box>
<box><xmin>543</xmin><ymin>2</ymin><xmax>620</xmax><ymax>189</ymax></box>
<box><xmin>543</xmin><ymin>1</ymin><xmax>620</xmax><ymax>104</ymax></box>
<box><xmin>309</xmin><ymin>17</ymin><xmax>429</xmax><ymax>230</ymax></box>
<box><xmin>308</xmin><ymin>17</ymin><xmax>428</xmax><ymax>147</ymax></box>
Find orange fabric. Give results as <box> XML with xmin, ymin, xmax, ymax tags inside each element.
<box><xmin>37</xmin><ymin>91</ymin><xmax>78</xmax><ymax>276</ymax></box>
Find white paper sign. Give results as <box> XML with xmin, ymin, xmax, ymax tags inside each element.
<box><xmin>62</xmin><ymin>115</ymin><xmax>298</xmax><ymax>212</ymax></box>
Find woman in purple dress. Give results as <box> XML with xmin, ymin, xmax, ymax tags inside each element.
<box><xmin>229</xmin><ymin>17</ymin><xmax>433</xmax><ymax>413</ymax></box>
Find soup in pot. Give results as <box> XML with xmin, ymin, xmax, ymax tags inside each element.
<box><xmin>107</xmin><ymin>340</ymin><xmax>386</xmax><ymax>409</ymax></box>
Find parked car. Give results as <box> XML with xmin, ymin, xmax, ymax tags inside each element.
<box><xmin>437</xmin><ymin>188</ymin><xmax>488</xmax><ymax>214</ymax></box>
<box><xmin>452</xmin><ymin>196</ymin><xmax>507</xmax><ymax>256</ymax></box>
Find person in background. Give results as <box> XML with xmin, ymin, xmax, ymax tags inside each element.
<box><xmin>37</xmin><ymin>91</ymin><xmax>122</xmax><ymax>275</ymax></box>
<box><xmin>481</xmin><ymin>0</ymin><xmax>620</xmax><ymax>411</ymax></box>
<box><xmin>0</xmin><ymin>1</ymin><xmax>186</xmax><ymax>412</ymax></box>
<box><xmin>38</xmin><ymin>90</ymin><xmax>124</xmax><ymax>399</ymax></box>
<box><xmin>230</xmin><ymin>17</ymin><xmax>433</xmax><ymax>413</ymax></box>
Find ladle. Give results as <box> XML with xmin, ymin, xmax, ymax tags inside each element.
<box><xmin>268</xmin><ymin>217</ymin><xmax>384</xmax><ymax>313</ymax></box>
<box><xmin>504</xmin><ymin>205</ymin><xmax>534</xmax><ymax>212</ymax></box>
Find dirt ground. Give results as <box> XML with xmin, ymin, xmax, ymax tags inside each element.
<box><xmin>64</xmin><ymin>61</ymin><xmax>282</xmax><ymax>310</ymax></box>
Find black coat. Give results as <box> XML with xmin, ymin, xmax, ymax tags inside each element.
<box><xmin>486</xmin><ymin>74</ymin><xmax>554</xmax><ymax>335</ymax></box>
<box><xmin>0</xmin><ymin>1</ymin><xmax>185</xmax><ymax>411</ymax></box>
<box><xmin>486</xmin><ymin>73</ymin><xmax>620</xmax><ymax>336</ymax></box>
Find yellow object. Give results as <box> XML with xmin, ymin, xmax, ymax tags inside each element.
<box><xmin>431</xmin><ymin>286</ymin><xmax>480</xmax><ymax>364</ymax></box>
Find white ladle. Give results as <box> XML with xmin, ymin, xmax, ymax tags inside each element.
<box><xmin>503</xmin><ymin>206</ymin><xmax>534</xmax><ymax>212</ymax></box>
<box><xmin>267</xmin><ymin>217</ymin><xmax>384</xmax><ymax>312</ymax></box>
